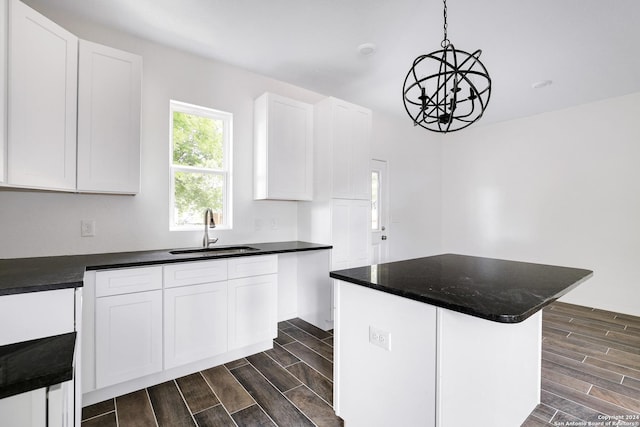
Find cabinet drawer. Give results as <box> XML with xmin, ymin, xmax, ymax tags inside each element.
<box><xmin>0</xmin><ymin>288</ymin><xmax>75</xmax><ymax>346</ymax></box>
<box><xmin>95</xmin><ymin>266</ymin><xmax>162</xmax><ymax>297</ymax></box>
<box><xmin>164</xmin><ymin>260</ymin><xmax>227</xmax><ymax>289</ymax></box>
<box><xmin>228</xmin><ymin>255</ymin><xmax>278</xmax><ymax>279</ymax></box>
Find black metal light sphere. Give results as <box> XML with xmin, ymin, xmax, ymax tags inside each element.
<box><xmin>403</xmin><ymin>43</ymin><xmax>491</xmax><ymax>133</ymax></box>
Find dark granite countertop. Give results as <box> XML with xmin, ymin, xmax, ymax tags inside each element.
<box><xmin>330</xmin><ymin>253</ymin><xmax>593</xmax><ymax>323</ymax></box>
<box><xmin>0</xmin><ymin>332</ymin><xmax>76</xmax><ymax>400</ymax></box>
<box><xmin>0</xmin><ymin>241</ymin><xmax>332</xmax><ymax>296</ymax></box>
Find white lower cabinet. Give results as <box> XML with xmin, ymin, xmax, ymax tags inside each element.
<box><xmin>95</xmin><ymin>289</ymin><xmax>163</xmax><ymax>388</ymax></box>
<box><xmin>228</xmin><ymin>274</ymin><xmax>278</xmax><ymax>350</ymax></box>
<box><xmin>164</xmin><ymin>281</ymin><xmax>228</xmax><ymax>369</ymax></box>
<box><xmin>86</xmin><ymin>255</ymin><xmax>279</xmax><ymax>403</ymax></box>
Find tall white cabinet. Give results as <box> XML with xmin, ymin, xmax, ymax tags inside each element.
<box><xmin>77</xmin><ymin>40</ymin><xmax>142</xmax><ymax>194</ymax></box>
<box><xmin>7</xmin><ymin>0</ymin><xmax>77</xmax><ymax>191</ymax></box>
<box><xmin>298</xmin><ymin>97</ymin><xmax>372</xmax><ymax>330</ymax></box>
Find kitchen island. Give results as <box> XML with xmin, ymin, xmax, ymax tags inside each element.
<box><xmin>330</xmin><ymin>254</ymin><xmax>593</xmax><ymax>427</ymax></box>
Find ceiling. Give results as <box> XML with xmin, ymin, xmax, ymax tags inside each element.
<box><xmin>24</xmin><ymin>0</ymin><xmax>640</xmax><ymax>126</ymax></box>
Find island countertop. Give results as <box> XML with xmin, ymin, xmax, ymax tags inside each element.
<box><xmin>329</xmin><ymin>253</ymin><xmax>593</xmax><ymax>323</ymax></box>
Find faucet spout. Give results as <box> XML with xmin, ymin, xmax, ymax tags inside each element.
<box><xmin>203</xmin><ymin>208</ymin><xmax>218</xmax><ymax>247</ymax></box>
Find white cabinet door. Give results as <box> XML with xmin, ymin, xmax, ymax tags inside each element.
<box><xmin>349</xmin><ymin>199</ymin><xmax>372</xmax><ymax>268</ymax></box>
<box><xmin>164</xmin><ymin>281</ymin><xmax>228</xmax><ymax>369</ymax></box>
<box><xmin>95</xmin><ymin>290</ymin><xmax>162</xmax><ymax>388</ymax></box>
<box><xmin>318</xmin><ymin>97</ymin><xmax>372</xmax><ymax>200</ymax></box>
<box><xmin>350</xmin><ymin>107</ymin><xmax>372</xmax><ymax>200</ymax></box>
<box><xmin>330</xmin><ymin>101</ymin><xmax>352</xmax><ymax>199</ymax></box>
<box><xmin>331</xmin><ymin>199</ymin><xmax>371</xmax><ymax>270</ymax></box>
<box><xmin>7</xmin><ymin>0</ymin><xmax>77</xmax><ymax>191</ymax></box>
<box><xmin>330</xmin><ymin>199</ymin><xmax>351</xmax><ymax>270</ymax></box>
<box><xmin>254</xmin><ymin>92</ymin><xmax>313</xmax><ymax>200</ymax></box>
<box><xmin>228</xmin><ymin>274</ymin><xmax>277</xmax><ymax>350</ymax></box>
<box><xmin>77</xmin><ymin>40</ymin><xmax>142</xmax><ymax>194</ymax></box>
<box><xmin>0</xmin><ymin>0</ymin><xmax>6</xmax><ymax>184</ymax></box>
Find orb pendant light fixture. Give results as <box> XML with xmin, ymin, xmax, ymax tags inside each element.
<box><xmin>403</xmin><ymin>0</ymin><xmax>491</xmax><ymax>133</ymax></box>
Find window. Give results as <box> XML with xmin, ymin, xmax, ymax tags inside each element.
<box><xmin>371</xmin><ymin>170</ymin><xmax>380</xmax><ymax>230</ymax></box>
<box><xmin>170</xmin><ymin>100</ymin><xmax>232</xmax><ymax>230</ymax></box>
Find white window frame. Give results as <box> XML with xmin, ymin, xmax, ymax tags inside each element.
<box><xmin>169</xmin><ymin>100</ymin><xmax>233</xmax><ymax>231</ymax></box>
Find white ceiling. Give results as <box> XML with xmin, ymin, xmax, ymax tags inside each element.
<box><xmin>24</xmin><ymin>0</ymin><xmax>640</xmax><ymax>126</ymax></box>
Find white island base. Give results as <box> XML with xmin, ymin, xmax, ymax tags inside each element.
<box><xmin>334</xmin><ymin>280</ymin><xmax>542</xmax><ymax>427</ymax></box>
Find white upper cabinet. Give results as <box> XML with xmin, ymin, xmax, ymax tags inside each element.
<box><xmin>7</xmin><ymin>0</ymin><xmax>77</xmax><ymax>191</ymax></box>
<box><xmin>254</xmin><ymin>92</ymin><xmax>313</xmax><ymax>200</ymax></box>
<box><xmin>0</xmin><ymin>0</ymin><xmax>6</xmax><ymax>184</ymax></box>
<box><xmin>315</xmin><ymin>97</ymin><xmax>371</xmax><ymax>200</ymax></box>
<box><xmin>77</xmin><ymin>40</ymin><xmax>142</xmax><ymax>194</ymax></box>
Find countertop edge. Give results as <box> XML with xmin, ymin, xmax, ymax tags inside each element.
<box><xmin>330</xmin><ymin>267</ymin><xmax>594</xmax><ymax>324</ymax></box>
<box><xmin>0</xmin><ymin>241</ymin><xmax>333</xmax><ymax>296</ymax></box>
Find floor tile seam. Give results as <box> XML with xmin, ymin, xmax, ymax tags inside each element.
<box><xmin>232</xmin><ymin>403</ymin><xmax>279</xmax><ymax>427</ymax></box>
<box><xmin>588</xmin><ymin>383</ymin><xmax>640</xmax><ymax>408</ymax></box>
<box><xmin>190</xmin><ymin>401</ymin><xmax>223</xmax><ymax>417</ymax></box>
<box><xmin>286</xmin><ymin>319</ymin><xmax>332</xmax><ymax>341</ymax></box>
<box><xmin>544</xmin><ymin>378</ymin><xmax>637</xmax><ymax>418</ymax></box>
<box><xmin>282</xmin><ymin>339</ymin><xmax>334</xmax><ymax>365</ymax></box>
<box><xmin>113</xmin><ymin>397</ymin><xmax>119</xmax><ymax>427</ymax></box>
<box><xmin>219</xmin><ymin>364</ymin><xmax>258</xmax><ymax>414</ymax></box>
<box><xmin>542</xmin><ymin>357</ymin><xmax>625</xmax><ymax>389</ymax></box>
<box><xmin>81</xmin><ymin>410</ymin><xmax>117</xmax><ymax>424</ymax></box>
<box><xmin>295</xmin><ymin>359</ymin><xmax>334</xmax><ymax>383</ymax></box>
<box><xmin>261</xmin><ymin>347</ymin><xmax>307</xmax><ymax>386</ymax></box>
<box><xmin>172</xmin><ymin>378</ymin><xmax>200</xmax><ymax>426</ymax></box>
<box><xmin>283</xmin><ymin>323</ymin><xmax>330</xmax><ymax>348</ymax></box>
<box><xmin>545</xmin><ymin>319</ymin><xmax>611</xmax><ymax>336</ymax></box>
<box><xmin>284</xmin><ymin>375</ymin><xmax>334</xmax><ymax>408</ymax></box>
<box><xmin>234</xmin><ymin>359</ymin><xmax>317</xmax><ymax>426</ymax></box>
<box><xmin>198</xmin><ymin>372</ymin><xmax>250</xmax><ymax>423</ymax></box>
<box><xmin>143</xmin><ymin>387</ymin><xmax>161</xmax><ymax>427</ymax></box>
<box><xmin>280</xmin><ymin>384</ymin><xmax>322</xmax><ymax>427</ymax></box>
<box><xmin>242</xmin><ymin>354</ymin><xmax>303</xmax><ymax>395</ymax></box>
<box><xmin>541</xmin><ymin>388</ymin><xmax>604</xmax><ymax>421</ymax></box>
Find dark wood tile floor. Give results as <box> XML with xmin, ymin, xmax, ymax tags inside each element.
<box><xmin>81</xmin><ymin>318</ymin><xmax>342</xmax><ymax>427</ymax></box>
<box><xmin>82</xmin><ymin>303</ymin><xmax>640</xmax><ymax>427</ymax></box>
<box><xmin>522</xmin><ymin>302</ymin><xmax>640</xmax><ymax>426</ymax></box>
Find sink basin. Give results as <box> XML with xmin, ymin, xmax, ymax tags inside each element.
<box><xmin>169</xmin><ymin>246</ymin><xmax>260</xmax><ymax>255</ymax></box>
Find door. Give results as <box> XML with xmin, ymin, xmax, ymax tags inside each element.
<box><xmin>371</xmin><ymin>159</ymin><xmax>389</xmax><ymax>264</ymax></box>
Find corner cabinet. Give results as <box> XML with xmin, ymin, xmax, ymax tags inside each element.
<box><xmin>77</xmin><ymin>40</ymin><xmax>142</xmax><ymax>194</ymax></box>
<box><xmin>254</xmin><ymin>92</ymin><xmax>313</xmax><ymax>200</ymax></box>
<box><xmin>0</xmin><ymin>0</ymin><xmax>142</xmax><ymax>194</ymax></box>
<box><xmin>7</xmin><ymin>0</ymin><xmax>78</xmax><ymax>191</ymax></box>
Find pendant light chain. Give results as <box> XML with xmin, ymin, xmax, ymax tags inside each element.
<box><xmin>441</xmin><ymin>0</ymin><xmax>449</xmax><ymax>48</ymax></box>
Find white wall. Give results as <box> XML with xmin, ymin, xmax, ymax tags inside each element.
<box><xmin>0</xmin><ymin>10</ymin><xmax>443</xmax><ymax>262</ymax></box>
<box><xmin>442</xmin><ymin>93</ymin><xmax>640</xmax><ymax>317</ymax></box>
<box><xmin>371</xmin><ymin>113</ymin><xmax>442</xmax><ymax>261</ymax></box>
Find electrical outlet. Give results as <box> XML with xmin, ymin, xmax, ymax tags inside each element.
<box><xmin>81</xmin><ymin>219</ymin><xmax>96</xmax><ymax>237</ymax></box>
<box><xmin>369</xmin><ymin>326</ymin><xmax>391</xmax><ymax>351</ymax></box>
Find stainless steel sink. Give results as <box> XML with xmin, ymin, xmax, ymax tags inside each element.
<box><xmin>169</xmin><ymin>246</ymin><xmax>259</xmax><ymax>255</ymax></box>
